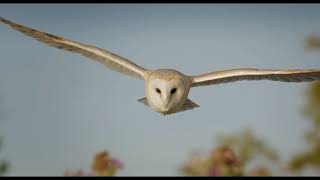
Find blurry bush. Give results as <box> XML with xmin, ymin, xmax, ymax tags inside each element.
<box><xmin>305</xmin><ymin>34</ymin><xmax>320</xmax><ymax>51</ymax></box>
<box><xmin>287</xmin><ymin>82</ymin><xmax>320</xmax><ymax>172</ymax></box>
<box><xmin>217</xmin><ymin>129</ymin><xmax>279</xmax><ymax>165</ymax></box>
<box><xmin>64</xmin><ymin>151</ymin><xmax>123</xmax><ymax>176</ymax></box>
<box><xmin>180</xmin><ymin>145</ymin><xmax>243</xmax><ymax>176</ymax></box>
<box><xmin>0</xmin><ymin>136</ymin><xmax>9</xmax><ymax>176</ymax></box>
<box><xmin>287</xmin><ymin>35</ymin><xmax>320</xmax><ymax>173</ymax></box>
<box><xmin>180</xmin><ymin>129</ymin><xmax>278</xmax><ymax>176</ymax></box>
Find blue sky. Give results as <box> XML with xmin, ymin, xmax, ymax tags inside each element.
<box><xmin>0</xmin><ymin>4</ymin><xmax>320</xmax><ymax>176</ymax></box>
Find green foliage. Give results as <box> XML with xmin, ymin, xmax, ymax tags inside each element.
<box><xmin>0</xmin><ymin>161</ymin><xmax>8</xmax><ymax>176</ymax></box>
<box><xmin>287</xmin><ymin>36</ymin><xmax>320</xmax><ymax>173</ymax></box>
<box><xmin>305</xmin><ymin>35</ymin><xmax>320</xmax><ymax>50</ymax></box>
<box><xmin>288</xmin><ymin>82</ymin><xmax>320</xmax><ymax>172</ymax></box>
<box><xmin>0</xmin><ymin>137</ymin><xmax>8</xmax><ymax>176</ymax></box>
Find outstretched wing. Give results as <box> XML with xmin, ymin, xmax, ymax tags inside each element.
<box><xmin>190</xmin><ymin>68</ymin><xmax>320</xmax><ymax>87</ymax></box>
<box><xmin>0</xmin><ymin>17</ymin><xmax>149</xmax><ymax>80</ymax></box>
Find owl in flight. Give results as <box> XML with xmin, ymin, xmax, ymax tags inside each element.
<box><xmin>1</xmin><ymin>17</ymin><xmax>320</xmax><ymax>115</ymax></box>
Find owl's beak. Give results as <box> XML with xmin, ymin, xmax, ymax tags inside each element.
<box><xmin>162</xmin><ymin>99</ymin><xmax>170</xmax><ymax>108</ymax></box>
<box><xmin>161</xmin><ymin>93</ymin><xmax>170</xmax><ymax>108</ymax></box>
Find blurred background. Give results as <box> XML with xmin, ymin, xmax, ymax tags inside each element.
<box><xmin>0</xmin><ymin>4</ymin><xmax>320</xmax><ymax>176</ymax></box>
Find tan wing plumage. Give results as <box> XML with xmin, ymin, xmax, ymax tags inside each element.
<box><xmin>190</xmin><ymin>68</ymin><xmax>320</xmax><ymax>87</ymax></box>
<box><xmin>0</xmin><ymin>17</ymin><xmax>149</xmax><ymax>80</ymax></box>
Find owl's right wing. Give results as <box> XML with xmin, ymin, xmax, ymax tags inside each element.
<box><xmin>190</xmin><ymin>68</ymin><xmax>320</xmax><ymax>87</ymax></box>
<box><xmin>0</xmin><ymin>17</ymin><xmax>149</xmax><ymax>80</ymax></box>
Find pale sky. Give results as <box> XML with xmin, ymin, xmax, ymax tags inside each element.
<box><xmin>0</xmin><ymin>4</ymin><xmax>320</xmax><ymax>176</ymax></box>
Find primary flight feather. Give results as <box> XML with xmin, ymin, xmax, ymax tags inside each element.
<box><xmin>1</xmin><ymin>17</ymin><xmax>320</xmax><ymax>115</ymax></box>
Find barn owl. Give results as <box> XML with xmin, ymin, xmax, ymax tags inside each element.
<box><xmin>1</xmin><ymin>17</ymin><xmax>320</xmax><ymax>115</ymax></box>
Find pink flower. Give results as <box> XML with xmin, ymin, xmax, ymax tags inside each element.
<box><xmin>112</xmin><ymin>158</ymin><xmax>124</xmax><ymax>169</ymax></box>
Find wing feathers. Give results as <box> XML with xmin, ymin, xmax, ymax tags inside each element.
<box><xmin>0</xmin><ymin>17</ymin><xmax>148</xmax><ymax>80</ymax></box>
<box><xmin>190</xmin><ymin>68</ymin><xmax>320</xmax><ymax>87</ymax></box>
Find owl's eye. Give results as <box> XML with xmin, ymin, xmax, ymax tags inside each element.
<box><xmin>155</xmin><ymin>88</ymin><xmax>161</xmax><ymax>94</ymax></box>
<box><xmin>171</xmin><ymin>88</ymin><xmax>177</xmax><ymax>94</ymax></box>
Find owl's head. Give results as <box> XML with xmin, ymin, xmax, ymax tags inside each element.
<box><xmin>145</xmin><ymin>69</ymin><xmax>191</xmax><ymax>114</ymax></box>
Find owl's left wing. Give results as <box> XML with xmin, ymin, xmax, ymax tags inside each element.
<box><xmin>190</xmin><ymin>68</ymin><xmax>320</xmax><ymax>87</ymax></box>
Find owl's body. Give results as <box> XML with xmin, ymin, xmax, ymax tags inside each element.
<box><xmin>2</xmin><ymin>17</ymin><xmax>320</xmax><ymax>115</ymax></box>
